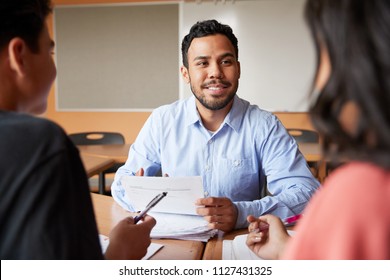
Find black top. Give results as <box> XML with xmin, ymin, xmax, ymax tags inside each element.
<box><xmin>0</xmin><ymin>111</ymin><xmax>103</xmax><ymax>259</ymax></box>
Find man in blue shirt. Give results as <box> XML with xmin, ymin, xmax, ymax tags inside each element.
<box><xmin>112</xmin><ymin>19</ymin><xmax>320</xmax><ymax>232</ymax></box>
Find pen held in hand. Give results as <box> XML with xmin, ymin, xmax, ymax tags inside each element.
<box><xmin>253</xmin><ymin>214</ymin><xmax>303</xmax><ymax>232</ymax></box>
<box><xmin>133</xmin><ymin>192</ymin><xmax>167</xmax><ymax>224</ymax></box>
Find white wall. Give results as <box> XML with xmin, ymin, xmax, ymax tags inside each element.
<box><xmin>180</xmin><ymin>0</ymin><xmax>315</xmax><ymax>111</ymax></box>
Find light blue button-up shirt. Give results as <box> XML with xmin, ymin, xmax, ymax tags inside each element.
<box><xmin>112</xmin><ymin>95</ymin><xmax>320</xmax><ymax>228</ymax></box>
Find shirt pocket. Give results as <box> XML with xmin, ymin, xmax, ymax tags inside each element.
<box><xmin>215</xmin><ymin>157</ymin><xmax>259</xmax><ymax>201</ymax></box>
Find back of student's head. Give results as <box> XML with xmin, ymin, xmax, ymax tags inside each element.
<box><xmin>305</xmin><ymin>0</ymin><xmax>390</xmax><ymax>168</ymax></box>
<box><xmin>181</xmin><ymin>19</ymin><xmax>239</xmax><ymax>68</ymax></box>
<box><xmin>0</xmin><ymin>0</ymin><xmax>52</xmax><ymax>53</ymax></box>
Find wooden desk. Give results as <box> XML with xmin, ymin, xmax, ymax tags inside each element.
<box><xmin>203</xmin><ymin>226</ymin><xmax>295</xmax><ymax>260</ymax></box>
<box><xmin>80</xmin><ymin>154</ymin><xmax>115</xmax><ymax>178</ymax></box>
<box><xmin>78</xmin><ymin>144</ymin><xmax>130</xmax><ymax>163</ymax></box>
<box><xmin>91</xmin><ymin>193</ymin><xmax>205</xmax><ymax>260</ymax></box>
<box><xmin>202</xmin><ymin>229</ymin><xmax>247</xmax><ymax>260</ymax></box>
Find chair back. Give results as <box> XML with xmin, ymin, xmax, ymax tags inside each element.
<box><xmin>69</xmin><ymin>132</ymin><xmax>125</xmax><ymax>146</ymax></box>
<box><xmin>287</xmin><ymin>129</ymin><xmax>319</xmax><ymax>143</ymax></box>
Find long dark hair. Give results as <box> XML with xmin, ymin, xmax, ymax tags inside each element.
<box><xmin>305</xmin><ymin>0</ymin><xmax>390</xmax><ymax>169</ymax></box>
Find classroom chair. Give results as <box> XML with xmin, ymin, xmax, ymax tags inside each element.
<box><xmin>287</xmin><ymin>128</ymin><xmax>320</xmax><ymax>179</ymax></box>
<box><xmin>69</xmin><ymin>132</ymin><xmax>125</xmax><ymax>195</ymax></box>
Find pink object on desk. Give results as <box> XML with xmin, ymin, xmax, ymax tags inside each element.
<box><xmin>283</xmin><ymin>214</ymin><xmax>303</xmax><ymax>226</ymax></box>
<box><xmin>256</xmin><ymin>214</ymin><xmax>303</xmax><ymax>232</ymax></box>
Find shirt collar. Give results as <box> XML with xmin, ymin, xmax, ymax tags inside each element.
<box><xmin>184</xmin><ymin>95</ymin><xmax>247</xmax><ymax>133</ymax></box>
<box><xmin>224</xmin><ymin>95</ymin><xmax>247</xmax><ymax>133</ymax></box>
<box><xmin>185</xmin><ymin>96</ymin><xmax>201</xmax><ymax>127</ymax></box>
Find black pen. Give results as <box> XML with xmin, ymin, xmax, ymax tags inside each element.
<box><xmin>133</xmin><ymin>192</ymin><xmax>167</xmax><ymax>224</ymax></box>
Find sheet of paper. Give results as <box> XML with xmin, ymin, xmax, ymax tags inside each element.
<box><xmin>232</xmin><ymin>234</ymin><xmax>264</xmax><ymax>260</ymax></box>
<box><xmin>120</xmin><ymin>176</ymin><xmax>204</xmax><ymax>215</ymax></box>
<box><xmin>222</xmin><ymin>240</ymin><xmax>234</xmax><ymax>260</ymax></box>
<box><xmin>99</xmin><ymin>234</ymin><xmax>163</xmax><ymax>260</ymax></box>
<box><xmin>223</xmin><ymin>230</ymin><xmax>295</xmax><ymax>260</ymax></box>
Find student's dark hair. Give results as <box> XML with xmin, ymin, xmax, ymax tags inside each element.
<box><xmin>0</xmin><ymin>0</ymin><xmax>52</xmax><ymax>53</ymax></box>
<box><xmin>305</xmin><ymin>0</ymin><xmax>390</xmax><ymax>169</ymax></box>
<box><xmin>181</xmin><ymin>19</ymin><xmax>239</xmax><ymax>68</ymax></box>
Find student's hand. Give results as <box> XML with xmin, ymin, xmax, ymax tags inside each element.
<box><xmin>195</xmin><ymin>197</ymin><xmax>238</xmax><ymax>232</ymax></box>
<box><xmin>105</xmin><ymin>215</ymin><xmax>156</xmax><ymax>260</ymax></box>
<box><xmin>246</xmin><ymin>214</ymin><xmax>289</xmax><ymax>260</ymax></box>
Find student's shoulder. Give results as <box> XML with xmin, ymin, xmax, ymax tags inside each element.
<box><xmin>1</xmin><ymin>111</ymin><xmax>69</xmax><ymax>145</ymax></box>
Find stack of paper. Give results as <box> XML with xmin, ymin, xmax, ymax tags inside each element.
<box><xmin>223</xmin><ymin>230</ymin><xmax>295</xmax><ymax>260</ymax></box>
<box><xmin>120</xmin><ymin>176</ymin><xmax>217</xmax><ymax>242</ymax></box>
<box><xmin>149</xmin><ymin>212</ymin><xmax>217</xmax><ymax>242</ymax></box>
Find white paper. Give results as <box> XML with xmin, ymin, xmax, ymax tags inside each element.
<box><xmin>223</xmin><ymin>230</ymin><xmax>295</xmax><ymax>260</ymax></box>
<box><xmin>119</xmin><ymin>176</ymin><xmax>216</xmax><ymax>241</ymax></box>
<box><xmin>222</xmin><ymin>240</ymin><xmax>233</xmax><ymax>260</ymax></box>
<box><xmin>99</xmin><ymin>234</ymin><xmax>163</xmax><ymax>260</ymax></box>
<box><xmin>120</xmin><ymin>176</ymin><xmax>204</xmax><ymax>215</ymax></box>
<box><xmin>148</xmin><ymin>212</ymin><xmax>217</xmax><ymax>242</ymax></box>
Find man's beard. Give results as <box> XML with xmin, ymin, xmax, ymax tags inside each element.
<box><xmin>190</xmin><ymin>80</ymin><xmax>238</xmax><ymax>111</ymax></box>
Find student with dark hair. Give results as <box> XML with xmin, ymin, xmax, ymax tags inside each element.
<box><xmin>246</xmin><ymin>0</ymin><xmax>390</xmax><ymax>259</ymax></box>
<box><xmin>112</xmin><ymin>19</ymin><xmax>320</xmax><ymax>233</ymax></box>
<box><xmin>0</xmin><ymin>0</ymin><xmax>155</xmax><ymax>260</ymax></box>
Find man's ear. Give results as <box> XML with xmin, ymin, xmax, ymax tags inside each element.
<box><xmin>180</xmin><ymin>65</ymin><xmax>190</xmax><ymax>84</ymax></box>
<box><xmin>8</xmin><ymin>38</ymin><xmax>28</xmax><ymax>77</ymax></box>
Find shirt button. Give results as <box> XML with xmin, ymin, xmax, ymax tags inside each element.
<box><xmin>208</xmin><ymin>139</ymin><xmax>213</xmax><ymax>144</ymax></box>
<box><xmin>205</xmin><ymin>165</ymin><xmax>210</xmax><ymax>171</ymax></box>
<box><xmin>233</xmin><ymin>160</ymin><xmax>240</xmax><ymax>166</ymax></box>
<box><xmin>204</xmin><ymin>191</ymin><xmax>209</xmax><ymax>196</ymax></box>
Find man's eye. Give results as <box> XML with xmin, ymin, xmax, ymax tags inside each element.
<box><xmin>221</xmin><ymin>60</ymin><xmax>232</xmax><ymax>65</ymax></box>
<box><xmin>197</xmin><ymin>61</ymin><xmax>208</xmax><ymax>66</ymax></box>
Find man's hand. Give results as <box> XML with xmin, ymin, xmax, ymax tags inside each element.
<box><xmin>195</xmin><ymin>197</ymin><xmax>238</xmax><ymax>232</ymax></box>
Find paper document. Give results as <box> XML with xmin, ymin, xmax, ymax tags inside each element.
<box><xmin>223</xmin><ymin>230</ymin><xmax>295</xmax><ymax>260</ymax></box>
<box><xmin>99</xmin><ymin>234</ymin><xmax>163</xmax><ymax>260</ymax></box>
<box><xmin>119</xmin><ymin>176</ymin><xmax>216</xmax><ymax>241</ymax></box>
<box><xmin>120</xmin><ymin>175</ymin><xmax>204</xmax><ymax>215</ymax></box>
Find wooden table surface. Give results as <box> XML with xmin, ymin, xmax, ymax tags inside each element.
<box><xmin>80</xmin><ymin>154</ymin><xmax>115</xmax><ymax>178</ymax></box>
<box><xmin>202</xmin><ymin>229</ymin><xmax>248</xmax><ymax>260</ymax></box>
<box><xmin>90</xmin><ymin>193</ymin><xmax>205</xmax><ymax>260</ymax></box>
<box><xmin>78</xmin><ymin>144</ymin><xmax>131</xmax><ymax>163</ymax></box>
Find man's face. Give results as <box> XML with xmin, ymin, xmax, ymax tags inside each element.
<box><xmin>24</xmin><ymin>24</ymin><xmax>57</xmax><ymax>114</ymax></box>
<box><xmin>181</xmin><ymin>34</ymin><xmax>240</xmax><ymax>111</ymax></box>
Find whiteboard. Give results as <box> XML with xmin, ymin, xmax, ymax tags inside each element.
<box><xmin>180</xmin><ymin>0</ymin><xmax>315</xmax><ymax>111</ymax></box>
<box><xmin>54</xmin><ymin>3</ymin><xmax>179</xmax><ymax>111</ymax></box>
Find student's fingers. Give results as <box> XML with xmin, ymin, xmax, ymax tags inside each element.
<box><xmin>257</xmin><ymin>214</ymin><xmax>283</xmax><ymax>227</ymax></box>
<box><xmin>246</xmin><ymin>232</ymin><xmax>264</xmax><ymax>246</ymax></box>
<box><xmin>138</xmin><ymin>215</ymin><xmax>156</xmax><ymax>230</ymax></box>
<box><xmin>248</xmin><ymin>220</ymin><xmax>260</xmax><ymax>233</ymax></box>
<box><xmin>247</xmin><ymin>215</ymin><xmax>257</xmax><ymax>223</ymax></box>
